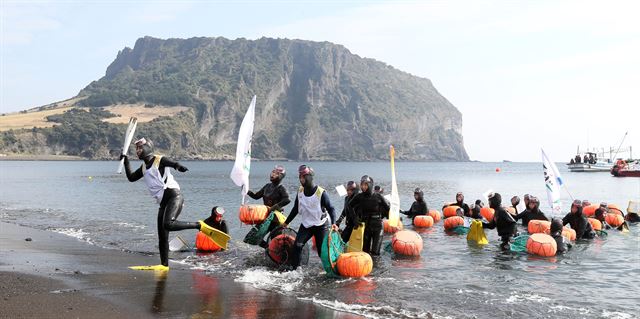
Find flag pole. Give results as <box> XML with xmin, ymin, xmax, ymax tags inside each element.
<box><xmin>562</xmin><ymin>184</ymin><xmax>575</xmax><ymax>202</ymax></box>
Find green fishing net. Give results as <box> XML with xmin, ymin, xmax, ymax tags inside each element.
<box><xmin>321</xmin><ymin>229</ymin><xmax>345</xmax><ymax>277</ymax></box>
<box><xmin>510</xmin><ymin>235</ymin><xmax>530</xmax><ymax>252</ymax></box>
<box><xmin>243</xmin><ymin>212</ymin><xmax>275</xmax><ymax>245</ymax></box>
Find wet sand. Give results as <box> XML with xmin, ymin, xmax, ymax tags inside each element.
<box><xmin>0</xmin><ymin>222</ymin><xmax>360</xmax><ymax>318</ymax></box>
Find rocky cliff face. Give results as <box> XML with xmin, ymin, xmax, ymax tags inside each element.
<box><xmin>8</xmin><ymin>36</ymin><xmax>468</xmax><ymax>161</ymax></box>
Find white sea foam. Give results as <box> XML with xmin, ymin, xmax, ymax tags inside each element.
<box><xmin>300</xmin><ymin>297</ymin><xmax>443</xmax><ymax>319</ymax></box>
<box><xmin>115</xmin><ymin>222</ymin><xmax>146</xmax><ymax>230</ymax></box>
<box><xmin>235</xmin><ymin>267</ymin><xmax>305</xmax><ymax>292</ymax></box>
<box><xmin>505</xmin><ymin>293</ymin><xmax>551</xmax><ymax>304</ymax></box>
<box><xmin>548</xmin><ymin>304</ymin><xmax>591</xmax><ymax>315</ymax></box>
<box><xmin>50</xmin><ymin>227</ymin><xmax>94</xmax><ymax>244</ymax></box>
<box><xmin>601</xmin><ymin>310</ymin><xmax>634</xmax><ymax>319</ymax></box>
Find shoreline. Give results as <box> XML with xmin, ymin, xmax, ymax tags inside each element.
<box><xmin>0</xmin><ymin>155</ymin><xmax>483</xmax><ymax>162</ymax></box>
<box><xmin>0</xmin><ymin>154</ymin><xmax>86</xmax><ymax>161</ymax></box>
<box><xmin>0</xmin><ymin>222</ymin><xmax>360</xmax><ymax>318</ymax></box>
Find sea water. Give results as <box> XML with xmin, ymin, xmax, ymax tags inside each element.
<box><xmin>1</xmin><ymin>161</ymin><xmax>639</xmax><ymax>318</ymax></box>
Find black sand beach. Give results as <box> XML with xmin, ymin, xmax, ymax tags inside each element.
<box><xmin>0</xmin><ymin>222</ymin><xmax>361</xmax><ymax>318</ymax></box>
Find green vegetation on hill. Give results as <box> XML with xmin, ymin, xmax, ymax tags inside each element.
<box><xmin>1</xmin><ymin>36</ymin><xmax>469</xmax><ymax>161</ymax></box>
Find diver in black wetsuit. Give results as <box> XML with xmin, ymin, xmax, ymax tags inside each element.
<box><xmin>626</xmin><ymin>211</ymin><xmax>640</xmax><ymax>223</ymax></box>
<box><xmin>562</xmin><ymin>200</ymin><xmax>595</xmax><ymax>239</ymax></box>
<box><xmin>550</xmin><ymin>218</ymin><xmax>571</xmax><ymax>254</ymax></box>
<box><xmin>246</xmin><ymin>165</ymin><xmax>291</xmax><ymax>248</ymax></box>
<box><xmin>203</xmin><ymin>206</ymin><xmax>229</xmax><ymax>235</ymax></box>
<box><xmin>482</xmin><ymin>193</ymin><xmax>517</xmax><ymax>250</ymax></box>
<box><xmin>121</xmin><ymin>138</ymin><xmax>217</xmax><ymax>268</ymax></box>
<box><xmin>470</xmin><ymin>200</ymin><xmax>484</xmax><ymax>219</ymax></box>
<box><xmin>453</xmin><ymin>192</ymin><xmax>471</xmax><ymax>217</ymax></box>
<box><xmin>514</xmin><ymin>196</ymin><xmax>549</xmax><ymax>227</ymax></box>
<box><xmin>335</xmin><ymin>181</ymin><xmax>360</xmax><ymax>242</ymax></box>
<box><xmin>401</xmin><ymin>188</ymin><xmax>428</xmax><ymax>222</ymax></box>
<box><xmin>348</xmin><ymin>175</ymin><xmax>390</xmax><ymax>256</ymax></box>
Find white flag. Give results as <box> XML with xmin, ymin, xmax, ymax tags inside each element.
<box><xmin>542</xmin><ymin>148</ymin><xmax>564</xmax><ymax>216</ymax></box>
<box><xmin>230</xmin><ymin>96</ymin><xmax>256</xmax><ymax>201</ymax></box>
<box><xmin>388</xmin><ymin>145</ymin><xmax>400</xmax><ymax>227</ymax></box>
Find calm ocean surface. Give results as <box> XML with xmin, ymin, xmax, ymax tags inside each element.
<box><xmin>1</xmin><ymin>160</ymin><xmax>639</xmax><ymax>318</ymax></box>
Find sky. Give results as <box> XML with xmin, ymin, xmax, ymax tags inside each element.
<box><xmin>1</xmin><ymin>0</ymin><xmax>639</xmax><ymax>162</ymax></box>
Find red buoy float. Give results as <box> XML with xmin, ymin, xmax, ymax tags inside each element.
<box><xmin>480</xmin><ymin>207</ymin><xmax>494</xmax><ymax>221</ymax></box>
<box><xmin>239</xmin><ymin>205</ymin><xmax>269</xmax><ymax>225</ymax></box>
<box><xmin>528</xmin><ymin>220</ymin><xmax>551</xmax><ymax>234</ymax></box>
<box><xmin>526</xmin><ymin>233</ymin><xmax>557</xmax><ymax>257</ymax></box>
<box><xmin>336</xmin><ymin>252</ymin><xmax>373</xmax><ymax>277</ymax></box>
<box><xmin>582</xmin><ymin>204</ymin><xmax>599</xmax><ymax>217</ymax></box>
<box><xmin>391</xmin><ymin>230</ymin><xmax>423</xmax><ymax>256</ymax></box>
<box><xmin>443</xmin><ymin>216</ymin><xmax>464</xmax><ymax>230</ymax></box>
<box><xmin>443</xmin><ymin>206</ymin><xmax>460</xmax><ymax>218</ymax></box>
<box><xmin>588</xmin><ymin>218</ymin><xmax>602</xmax><ymax>231</ymax></box>
<box><xmin>413</xmin><ymin>215</ymin><xmax>434</xmax><ymax>228</ymax></box>
<box><xmin>383</xmin><ymin>219</ymin><xmax>404</xmax><ymax>233</ymax></box>
<box><xmin>562</xmin><ymin>226</ymin><xmax>576</xmax><ymax>241</ymax></box>
<box><xmin>605</xmin><ymin>214</ymin><xmax>624</xmax><ymax>227</ymax></box>
<box><xmin>267</xmin><ymin>233</ymin><xmax>296</xmax><ymax>264</ymax></box>
<box><xmin>195</xmin><ymin>231</ymin><xmax>222</xmax><ymax>252</ymax></box>
<box><xmin>428</xmin><ymin>209</ymin><xmax>442</xmax><ymax>223</ymax></box>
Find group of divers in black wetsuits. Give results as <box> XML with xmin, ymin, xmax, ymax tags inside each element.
<box><xmin>121</xmin><ymin>138</ymin><xmax>640</xmax><ymax>269</ymax></box>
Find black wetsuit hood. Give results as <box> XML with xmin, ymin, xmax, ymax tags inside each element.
<box><xmin>550</xmin><ymin>218</ymin><xmax>563</xmax><ymax>235</ymax></box>
<box><xmin>138</xmin><ymin>144</ymin><xmax>154</xmax><ymax>161</ymax></box>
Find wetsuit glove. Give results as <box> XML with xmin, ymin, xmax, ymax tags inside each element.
<box><xmin>119</xmin><ymin>154</ymin><xmax>128</xmax><ymax>161</ymax></box>
<box><xmin>175</xmin><ymin>163</ymin><xmax>188</xmax><ymax>172</ymax></box>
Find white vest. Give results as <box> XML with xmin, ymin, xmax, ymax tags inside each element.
<box><xmin>142</xmin><ymin>155</ymin><xmax>180</xmax><ymax>203</ymax></box>
<box><xmin>298</xmin><ymin>186</ymin><xmax>327</xmax><ymax>228</ymax></box>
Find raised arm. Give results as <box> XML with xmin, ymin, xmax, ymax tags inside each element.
<box><xmin>121</xmin><ymin>155</ymin><xmax>143</xmax><ymax>182</ymax></box>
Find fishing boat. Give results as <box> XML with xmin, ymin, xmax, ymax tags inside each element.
<box><xmin>566</xmin><ymin>152</ymin><xmax>613</xmax><ymax>172</ymax></box>
<box><xmin>611</xmin><ymin>160</ymin><xmax>640</xmax><ymax>177</ymax></box>
<box><xmin>567</xmin><ymin>133</ymin><xmax>633</xmax><ymax>173</ymax></box>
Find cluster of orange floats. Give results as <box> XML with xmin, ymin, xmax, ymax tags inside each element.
<box><xmin>199</xmin><ymin>203</ymin><xmax>625</xmax><ymax>278</ymax></box>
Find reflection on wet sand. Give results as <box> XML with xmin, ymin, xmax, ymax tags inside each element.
<box><xmin>191</xmin><ymin>270</ymin><xmax>224</xmax><ymax>318</ymax></box>
<box><xmin>152</xmin><ymin>270</ymin><xmax>168</xmax><ymax>314</ymax></box>
<box><xmin>341</xmin><ymin>279</ymin><xmax>377</xmax><ymax>304</ymax></box>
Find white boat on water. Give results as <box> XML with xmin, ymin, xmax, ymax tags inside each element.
<box><xmin>567</xmin><ymin>161</ymin><xmax>613</xmax><ymax>172</ymax></box>
<box><xmin>566</xmin><ymin>145</ymin><xmax>633</xmax><ymax>172</ymax></box>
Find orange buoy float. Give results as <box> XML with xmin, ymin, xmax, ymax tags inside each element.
<box><xmin>582</xmin><ymin>204</ymin><xmax>599</xmax><ymax>217</ymax></box>
<box><xmin>413</xmin><ymin>215</ymin><xmax>434</xmax><ymax>228</ymax></box>
<box><xmin>562</xmin><ymin>226</ymin><xmax>576</xmax><ymax>241</ymax></box>
<box><xmin>239</xmin><ymin>205</ymin><xmax>269</xmax><ymax>225</ymax></box>
<box><xmin>443</xmin><ymin>216</ymin><xmax>464</xmax><ymax>230</ymax></box>
<box><xmin>267</xmin><ymin>233</ymin><xmax>296</xmax><ymax>264</ymax></box>
<box><xmin>588</xmin><ymin>218</ymin><xmax>602</xmax><ymax>231</ymax></box>
<box><xmin>383</xmin><ymin>219</ymin><xmax>404</xmax><ymax>233</ymax></box>
<box><xmin>608</xmin><ymin>203</ymin><xmax>621</xmax><ymax>211</ymax></box>
<box><xmin>428</xmin><ymin>210</ymin><xmax>442</xmax><ymax>223</ymax></box>
<box><xmin>480</xmin><ymin>207</ymin><xmax>494</xmax><ymax>221</ymax></box>
<box><xmin>336</xmin><ymin>252</ymin><xmax>373</xmax><ymax>277</ymax></box>
<box><xmin>195</xmin><ymin>231</ymin><xmax>222</xmax><ymax>252</ymax></box>
<box><xmin>528</xmin><ymin>220</ymin><xmax>551</xmax><ymax>234</ymax></box>
<box><xmin>607</xmin><ymin>204</ymin><xmax>623</xmax><ymax>216</ymax></box>
<box><xmin>605</xmin><ymin>213</ymin><xmax>624</xmax><ymax>227</ymax></box>
<box><xmin>391</xmin><ymin>230</ymin><xmax>423</xmax><ymax>256</ymax></box>
<box><xmin>443</xmin><ymin>206</ymin><xmax>460</xmax><ymax>218</ymax></box>
<box><xmin>526</xmin><ymin>233</ymin><xmax>557</xmax><ymax>257</ymax></box>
